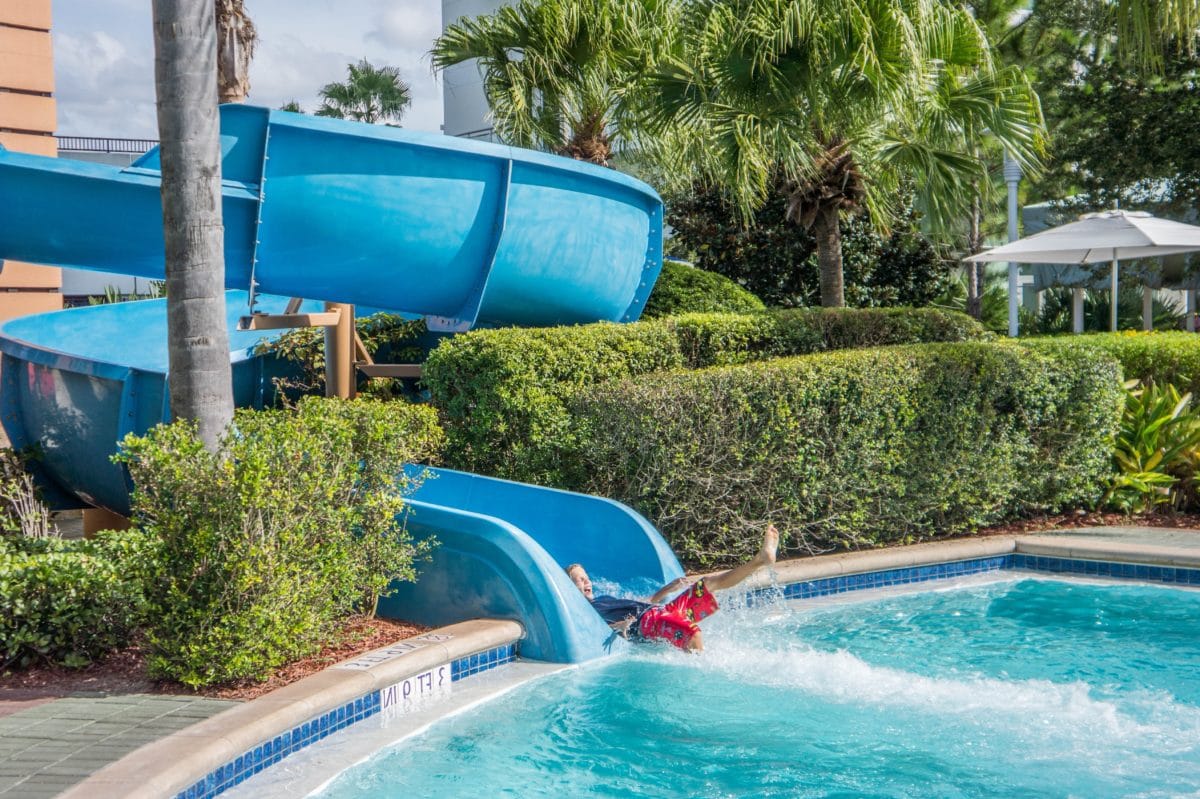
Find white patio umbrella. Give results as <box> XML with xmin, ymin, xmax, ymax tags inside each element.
<box><xmin>966</xmin><ymin>210</ymin><xmax>1200</xmax><ymax>333</ymax></box>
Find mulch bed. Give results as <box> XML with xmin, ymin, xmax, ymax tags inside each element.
<box><xmin>973</xmin><ymin>509</ymin><xmax>1200</xmax><ymax>537</ymax></box>
<box><xmin>0</xmin><ymin>616</ymin><xmax>429</xmax><ymax>704</ymax></box>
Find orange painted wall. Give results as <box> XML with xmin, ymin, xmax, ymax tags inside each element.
<box><xmin>0</xmin><ymin>0</ymin><xmax>63</xmax><ymax>318</ymax></box>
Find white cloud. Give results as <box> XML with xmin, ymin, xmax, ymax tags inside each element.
<box><xmin>51</xmin><ymin>0</ymin><xmax>445</xmax><ymax>135</ymax></box>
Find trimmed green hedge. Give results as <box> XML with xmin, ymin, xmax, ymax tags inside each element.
<box><xmin>1024</xmin><ymin>331</ymin><xmax>1200</xmax><ymax>394</ymax></box>
<box><xmin>0</xmin><ymin>532</ymin><xmax>150</xmax><ymax>669</ymax></box>
<box><xmin>565</xmin><ymin>341</ymin><xmax>1123</xmax><ymax>568</ymax></box>
<box><xmin>425</xmin><ymin>308</ymin><xmax>986</xmax><ymax>484</ymax></box>
<box><xmin>642</xmin><ymin>260</ymin><xmax>766</xmax><ymax>318</ymax></box>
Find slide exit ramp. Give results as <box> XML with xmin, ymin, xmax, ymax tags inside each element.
<box><xmin>378</xmin><ymin>467</ymin><xmax>685</xmax><ymax>663</ymax></box>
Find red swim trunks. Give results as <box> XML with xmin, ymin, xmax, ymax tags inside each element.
<box><xmin>636</xmin><ymin>579</ymin><xmax>719</xmax><ymax>650</ymax></box>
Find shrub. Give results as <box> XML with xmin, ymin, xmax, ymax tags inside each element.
<box><xmin>565</xmin><ymin>341</ymin><xmax>1123</xmax><ymax>568</ymax></box>
<box><xmin>1025</xmin><ymin>332</ymin><xmax>1200</xmax><ymax>395</ymax></box>
<box><xmin>115</xmin><ymin>397</ymin><xmax>444</xmax><ymax>688</ymax></box>
<box><xmin>641</xmin><ymin>260</ymin><xmax>765</xmax><ymax>318</ymax></box>
<box><xmin>424</xmin><ymin>308</ymin><xmax>985</xmax><ymax>483</ymax></box>
<box><xmin>0</xmin><ymin>532</ymin><xmax>151</xmax><ymax>669</ymax></box>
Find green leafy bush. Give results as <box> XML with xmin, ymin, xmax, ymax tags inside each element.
<box><xmin>642</xmin><ymin>260</ymin><xmax>765</xmax><ymax>318</ymax></box>
<box><xmin>1025</xmin><ymin>332</ymin><xmax>1200</xmax><ymax>396</ymax></box>
<box><xmin>0</xmin><ymin>532</ymin><xmax>151</xmax><ymax>669</ymax></box>
<box><xmin>565</xmin><ymin>341</ymin><xmax>1123</xmax><ymax>567</ymax></box>
<box><xmin>115</xmin><ymin>397</ymin><xmax>444</xmax><ymax>688</ymax></box>
<box><xmin>424</xmin><ymin>308</ymin><xmax>985</xmax><ymax>483</ymax></box>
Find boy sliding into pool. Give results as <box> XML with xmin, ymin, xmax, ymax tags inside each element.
<box><xmin>566</xmin><ymin>524</ymin><xmax>778</xmax><ymax>653</ymax></box>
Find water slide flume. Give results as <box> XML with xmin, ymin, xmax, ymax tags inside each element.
<box><xmin>0</xmin><ymin>106</ymin><xmax>670</xmax><ymax>663</ymax></box>
<box><xmin>0</xmin><ymin>104</ymin><xmax>663</xmax><ymax>329</ymax></box>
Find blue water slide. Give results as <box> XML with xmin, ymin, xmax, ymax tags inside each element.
<box><xmin>378</xmin><ymin>467</ymin><xmax>685</xmax><ymax>663</ymax></box>
<box><xmin>0</xmin><ymin>108</ymin><xmax>676</xmax><ymax>663</ymax></box>
<box><xmin>0</xmin><ymin>105</ymin><xmax>664</xmax><ymax>330</ymax></box>
<box><xmin>0</xmin><ymin>292</ymin><xmax>322</xmax><ymax>512</ymax></box>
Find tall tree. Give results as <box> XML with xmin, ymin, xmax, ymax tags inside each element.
<box><xmin>431</xmin><ymin>0</ymin><xmax>672</xmax><ymax>165</ymax></box>
<box><xmin>215</xmin><ymin>0</ymin><xmax>257</xmax><ymax>103</ymax></box>
<box><xmin>640</xmin><ymin>0</ymin><xmax>1044</xmax><ymax>307</ymax></box>
<box><xmin>152</xmin><ymin>0</ymin><xmax>235</xmax><ymax>451</ymax></box>
<box><xmin>315</xmin><ymin>60</ymin><xmax>412</xmax><ymax>124</ymax></box>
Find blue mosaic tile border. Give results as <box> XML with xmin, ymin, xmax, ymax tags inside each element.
<box><xmin>775</xmin><ymin>555</ymin><xmax>1011</xmax><ymax>601</ymax></box>
<box><xmin>1010</xmin><ymin>553</ymin><xmax>1200</xmax><ymax>585</ymax></box>
<box><xmin>176</xmin><ymin>642</ymin><xmax>517</xmax><ymax>799</ymax></box>
<box><xmin>767</xmin><ymin>552</ymin><xmax>1200</xmax><ymax>605</ymax></box>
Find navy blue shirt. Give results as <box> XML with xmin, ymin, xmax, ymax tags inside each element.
<box><xmin>590</xmin><ymin>595</ymin><xmax>651</xmax><ymax>625</ymax></box>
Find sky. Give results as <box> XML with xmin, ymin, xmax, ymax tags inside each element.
<box><xmin>52</xmin><ymin>0</ymin><xmax>446</xmax><ymax>138</ymax></box>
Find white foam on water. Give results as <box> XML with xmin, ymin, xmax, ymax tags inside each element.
<box><xmin>630</xmin><ymin>606</ymin><xmax>1200</xmax><ymax>772</ymax></box>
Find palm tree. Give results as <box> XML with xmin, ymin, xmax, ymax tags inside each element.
<box><xmin>431</xmin><ymin>0</ymin><xmax>671</xmax><ymax>166</ymax></box>
<box><xmin>151</xmin><ymin>0</ymin><xmax>235</xmax><ymax>451</ymax></box>
<box><xmin>215</xmin><ymin>0</ymin><xmax>257</xmax><ymax>103</ymax></box>
<box><xmin>315</xmin><ymin>60</ymin><xmax>412</xmax><ymax>124</ymax></box>
<box><xmin>640</xmin><ymin>0</ymin><xmax>1044</xmax><ymax>307</ymax></box>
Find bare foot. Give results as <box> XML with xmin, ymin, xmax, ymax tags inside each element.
<box><xmin>759</xmin><ymin>523</ymin><xmax>779</xmax><ymax>566</ymax></box>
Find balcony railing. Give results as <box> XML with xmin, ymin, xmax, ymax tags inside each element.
<box><xmin>56</xmin><ymin>136</ymin><xmax>158</xmax><ymax>155</ymax></box>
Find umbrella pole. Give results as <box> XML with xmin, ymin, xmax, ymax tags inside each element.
<box><xmin>1072</xmin><ymin>288</ymin><xmax>1084</xmax><ymax>334</ymax></box>
<box><xmin>1111</xmin><ymin>258</ymin><xmax>1119</xmax><ymax>331</ymax></box>
<box><xmin>1008</xmin><ymin>263</ymin><xmax>1019</xmax><ymax>336</ymax></box>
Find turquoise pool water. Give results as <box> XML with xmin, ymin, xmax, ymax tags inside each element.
<box><xmin>316</xmin><ymin>577</ymin><xmax>1200</xmax><ymax>798</ymax></box>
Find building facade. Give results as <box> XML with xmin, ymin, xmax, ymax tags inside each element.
<box><xmin>440</xmin><ymin>0</ymin><xmax>502</xmax><ymax>140</ymax></box>
<box><xmin>0</xmin><ymin>0</ymin><xmax>62</xmax><ymax>321</ymax></box>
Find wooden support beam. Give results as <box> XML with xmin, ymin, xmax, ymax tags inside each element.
<box><xmin>356</xmin><ymin>363</ymin><xmax>423</xmax><ymax>379</ymax></box>
<box><xmin>325</xmin><ymin>303</ymin><xmax>355</xmax><ymax>399</ymax></box>
<box><xmin>353</xmin><ymin>331</ymin><xmax>373</xmax><ymax>365</ymax></box>
<box><xmin>237</xmin><ymin>311</ymin><xmax>340</xmax><ymax>331</ymax></box>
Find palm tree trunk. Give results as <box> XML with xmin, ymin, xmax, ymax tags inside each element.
<box><xmin>812</xmin><ymin>205</ymin><xmax>845</xmax><ymax>307</ymax></box>
<box><xmin>966</xmin><ymin>190</ymin><xmax>983</xmax><ymax>319</ymax></box>
<box><xmin>152</xmin><ymin>0</ymin><xmax>235</xmax><ymax>451</ymax></box>
<box><xmin>215</xmin><ymin>0</ymin><xmax>256</xmax><ymax>103</ymax></box>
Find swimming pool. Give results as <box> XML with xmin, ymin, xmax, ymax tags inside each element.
<box><xmin>313</xmin><ymin>576</ymin><xmax>1200</xmax><ymax>798</ymax></box>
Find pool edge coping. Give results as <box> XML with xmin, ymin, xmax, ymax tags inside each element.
<box><xmin>56</xmin><ymin>618</ymin><xmax>522</xmax><ymax>799</ymax></box>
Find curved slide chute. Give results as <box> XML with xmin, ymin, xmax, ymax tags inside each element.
<box><xmin>380</xmin><ymin>468</ymin><xmax>685</xmax><ymax>663</ymax></box>
<box><xmin>0</xmin><ymin>105</ymin><xmax>663</xmax><ymax>330</ymax></box>
<box><xmin>0</xmin><ymin>109</ymin><xmax>673</xmax><ymax>662</ymax></box>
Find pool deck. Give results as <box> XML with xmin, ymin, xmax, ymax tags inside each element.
<box><xmin>2</xmin><ymin>525</ymin><xmax>1198</xmax><ymax>799</ymax></box>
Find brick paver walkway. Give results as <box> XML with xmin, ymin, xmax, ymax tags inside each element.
<box><xmin>0</xmin><ymin>694</ymin><xmax>238</xmax><ymax>798</ymax></box>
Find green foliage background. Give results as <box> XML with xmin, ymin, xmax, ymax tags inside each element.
<box><xmin>665</xmin><ymin>183</ymin><xmax>954</xmax><ymax>308</ymax></box>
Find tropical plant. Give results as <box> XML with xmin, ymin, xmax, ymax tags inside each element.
<box><xmin>431</xmin><ymin>0</ymin><xmax>672</xmax><ymax>165</ymax></box>
<box><xmin>1105</xmin><ymin>379</ymin><xmax>1200</xmax><ymax>512</ymax></box>
<box><xmin>1028</xmin><ymin>287</ymin><xmax>1185</xmax><ymax>334</ymax></box>
<box><xmin>151</xmin><ymin>0</ymin><xmax>235</xmax><ymax>452</ymax></box>
<box><xmin>215</xmin><ymin>0</ymin><xmax>257</xmax><ymax>103</ymax></box>
<box><xmin>639</xmin><ymin>0</ymin><xmax>1045</xmax><ymax>307</ymax></box>
<box><xmin>315</xmin><ymin>59</ymin><xmax>412</xmax><ymax>124</ymax></box>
